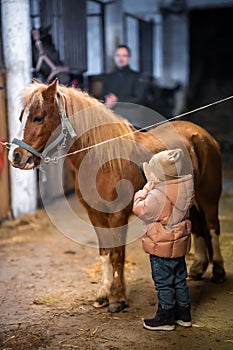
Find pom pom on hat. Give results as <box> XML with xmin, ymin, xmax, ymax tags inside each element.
<box><xmin>143</xmin><ymin>149</ymin><xmax>184</xmax><ymax>181</ymax></box>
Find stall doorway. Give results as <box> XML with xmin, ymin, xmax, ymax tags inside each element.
<box><xmin>189</xmin><ymin>7</ymin><xmax>233</xmax><ymax>106</ymax></box>
<box><xmin>188</xmin><ymin>7</ymin><xmax>233</xmax><ymax>148</ymax></box>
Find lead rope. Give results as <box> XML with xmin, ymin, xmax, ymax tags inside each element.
<box><xmin>1</xmin><ymin>94</ymin><xmax>233</xmax><ymax>161</ymax></box>
<box><xmin>0</xmin><ymin>139</ymin><xmax>8</xmax><ymax>176</ymax></box>
<box><xmin>0</xmin><ymin>140</ymin><xmax>11</xmax><ymax>149</ymax></box>
<box><xmin>52</xmin><ymin>94</ymin><xmax>233</xmax><ymax>161</ymax></box>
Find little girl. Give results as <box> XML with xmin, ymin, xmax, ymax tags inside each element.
<box><xmin>133</xmin><ymin>148</ymin><xmax>194</xmax><ymax>331</ymax></box>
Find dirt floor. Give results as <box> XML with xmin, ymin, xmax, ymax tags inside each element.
<box><xmin>0</xmin><ymin>155</ymin><xmax>233</xmax><ymax>350</ymax></box>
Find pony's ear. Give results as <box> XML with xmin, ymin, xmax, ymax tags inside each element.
<box><xmin>19</xmin><ymin>109</ymin><xmax>24</xmax><ymax>122</ymax></box>
<box><xmin>42</xmin><ymin>78</ymin><xmax>58</xmax><ymax>102</ymax></box>
<box><xmin>32</xmin><ymin>78</ymin><xmax>41</xmax><ymax>84</ymax></box>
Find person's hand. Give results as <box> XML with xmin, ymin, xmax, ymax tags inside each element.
<box><xmin>105</xmin><ymin>93</ymin><xmax>118</xmax><ymax>108</ymax></box>
<box><xmin>143</xmin><ymin>176</ymin><xmax>160</xmax><ymax>192</ymax></box>
<box><xmin>143</xmin><ymin>180</ymin><xmax>156</xmax><ymax>192</ymax></box>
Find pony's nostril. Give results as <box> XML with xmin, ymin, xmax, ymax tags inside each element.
<box><xmin>13</xmin><ymin>152</ymin><xmax>21</xmax><ymax>164</ymax></box>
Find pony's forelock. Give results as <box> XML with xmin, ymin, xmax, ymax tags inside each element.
<box><xmin>22</xmin><ymin>81</ymin><xmax>46</xmax><ymax>111</ymax></box>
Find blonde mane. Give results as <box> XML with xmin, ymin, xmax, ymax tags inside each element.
<box><xmin>22</xmin><ymin>81</ymin><xmax>137</xmax><ymax>169</ymax></box>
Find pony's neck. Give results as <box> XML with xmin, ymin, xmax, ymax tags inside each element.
<box><xmin>56</xmin><ymin>87</ymin><xmax>136</xmax><ymax>171</ymax></box>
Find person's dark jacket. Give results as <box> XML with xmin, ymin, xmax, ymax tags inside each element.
<box><xmin>101</xmin><ymin>65</ymin><xmax>145</xmax><ymax>105</ymax></box>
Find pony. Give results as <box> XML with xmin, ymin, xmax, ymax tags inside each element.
<box><xmin>9</xmin><ymin>79</ymin><xmax>225</xmax><ymax>313</ymax></box>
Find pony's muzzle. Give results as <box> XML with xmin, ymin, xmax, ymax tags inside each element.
<box><xmin>11</xmin><ymin>147</ymin><xmax>34</xmax><ymax>170</ymax></box>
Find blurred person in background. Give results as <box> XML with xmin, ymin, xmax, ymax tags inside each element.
<box><xmin>101</xmin><ymin>45</ymin><xmax>145</xmax><ymax>108</ymax></box>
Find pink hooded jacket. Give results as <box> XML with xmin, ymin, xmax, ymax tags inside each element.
<box><xmin>133</xmin><ymin>174</ymin><xmax>194</xmax><ymax>258</ymax></box>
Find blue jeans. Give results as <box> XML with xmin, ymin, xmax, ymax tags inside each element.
<box><xmin>149</xmin><ymin>255</ymin><xmax>190</xmax><ymax>310</ymax></box>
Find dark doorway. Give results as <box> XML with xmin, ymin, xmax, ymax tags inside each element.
<box><xmin>189</xmin><ymin>7</ymin><xmax>233</xmax><ymax>106</ymax></box>
<box><xmin>139</xmin><ymin>19</ymin><xmax>153</xmax><ymax>77</ymax></box>
<box><xmin>187</xmin><ymin>7</ymin><xmax>233</xmax><ymax>150</ymax></box>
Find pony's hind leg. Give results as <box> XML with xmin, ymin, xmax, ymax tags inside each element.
<box><xmin>189</xmin><ymin>205</ymin><xmax>209</xmax><ymax>280</ymax></box>
<box><xmin>204</xmin><ymin>204</ymin><xmax>225</xmax><ymax>282</ymax></box>
<box><xmin>189</xmin><ymin>235</ymin><xmax>209</xmax><ymax>280</ymax></box>
<box><xmin>210</xmin><ymin>227</ymin><xmax>225</xmax><ymax>283</ymax></box>
<box><xmin>191</xmin><ymin>197</ymin><xmax>225</xmax><ymax>283</ymax></box>
<box><xmin>199</xmin><ymin>185</ymin><xmax>225</xmax><ymax>282</ymax></box>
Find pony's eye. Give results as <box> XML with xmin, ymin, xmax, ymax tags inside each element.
<box><xmin>33</xmin><ymin>115</ymin><xmax>44</xmax><ymax>124</ymax></box>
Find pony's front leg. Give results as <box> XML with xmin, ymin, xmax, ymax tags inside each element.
<box><xmin>93</xmin><ymin>248</ymin><xmax>112</xmax><ymax>308</ymax></box>
<box><xmin>94</xmin><ymin>245</ymin><xmax>127</xmax><ymax>313</ymax></box>
<box><xmin>88</xmin><ymin>211</ymin><xmax>128</xmax><ymax>312</ymax></box>
<box><xmin>96</xmin><ymin>232</ymin><xmax>127</xmax><ymax>313</ymax></box>
<box><xmin>107</xmin><ymin>213</ymin><xmax>128</xmax><ymax>312</ymax></box>
<box><xmin>108</xmin><ymin>245</ymin><xmax>127</xmax><ymax>313</ymax></box>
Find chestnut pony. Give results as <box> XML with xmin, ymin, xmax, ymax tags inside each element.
<box><xmin>9</xmin><ymin>79</ymin><xmax>225</xmax><ymax>313</ymax></box>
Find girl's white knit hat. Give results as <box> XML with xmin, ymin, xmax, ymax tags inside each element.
<box><xmin>144</xmin><ymin>148</ymin><xmax>184</xmax><ymax>181</ymax></box>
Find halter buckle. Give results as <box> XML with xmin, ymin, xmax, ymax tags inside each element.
<box><xmin>60</xmin><ymin>127</ymin><xmax>68</xmax><ymax>148</ymax></box>
<box><xmin>51</xmin><ymin>156</ymin><xmax>58</xmax><ymax>164</ymax></box>
<box><xmin>43</xmin><ymin>157</ymin><xmax>51</xmax><ymax>163</ymax></box>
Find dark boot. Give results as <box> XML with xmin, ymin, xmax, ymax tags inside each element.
<box><xmin>175</xmin><ymin>304</ymin><xmax>192</xmax><ymax>327</ymax></box>
<box><xmin>143</xmin><ymin>305</ymin><xmax>175</xmax><ymax>331</ymax></box>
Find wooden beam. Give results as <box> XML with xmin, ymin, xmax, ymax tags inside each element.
<box><xmin>0</xmin><ymin>73</ymin><xmax>10</xmax><ymax>221</ymax></box>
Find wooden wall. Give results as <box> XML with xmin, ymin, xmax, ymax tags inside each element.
<box><xmin>0</xmin><ymin>73</ymin><xmax>10</xmax><ymax>221</ymax></box>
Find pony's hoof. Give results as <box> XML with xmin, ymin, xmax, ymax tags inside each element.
<box><xmin>211</xmin><ymin>261</ymin><xmax>226</xmax><ymax>283</ymax></box>
<box><xmin>189</xmin><ymin>260</ymin><xmax>208</xmax><ymax>280</ymax></box>
<box><xmin>108</xmin><ymin>301</ymin><xmax>128</xmax><ymax>313</ymax></box>
<box><xmin>188</xmin><ymin>273</ymin><xmax>203</xmax><ymax>281</ymax></box>
<box><xmin>93</xmin><ymin>297</ymin><xmax>109</xmax><ymax>308</ymax></box>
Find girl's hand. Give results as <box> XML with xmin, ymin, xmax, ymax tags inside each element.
<box><xmin>143</xmin><ymin>180</ymin><xmax>156</xmax><ymax>192</ymax></box>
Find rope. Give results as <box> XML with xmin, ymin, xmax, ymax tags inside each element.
<box><xmin>0</xmin><ymin>140</ymin><xmax>11</xmax><ymax>149</ymax></box>
<box><xmin>1</xmin><ymin>94</ymin><xmax>233</xmax><ymax>162</ymax></box>
<box><xmin>53</xmin><ymin>94</ymin><xmax>233</xmax><ymax>161</ymax></box>
<box><xmin>0</xmin><ymin>139</ymin><xmax>7</xmax><ymax>176</ymax></box>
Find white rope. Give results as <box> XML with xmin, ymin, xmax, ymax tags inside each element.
<box><xmin>1</xmin><ymin>94</ymin><xmax>233</xmax><ymax>159</ymax></box>
<box><xmin>0</xmin><ymin>140</ymin><xmax>11</xmax><ymax>149</ymax></box>
<box><xmin>54</xmin><ymin>94</ymin><xmax>233</xmax><ymax>161</ymax></box>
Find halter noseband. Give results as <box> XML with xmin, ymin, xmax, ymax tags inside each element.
<box><xmin>12</xmin><ymin>95</ymin><xmax>77</xmax><ymax>162</ymax></box>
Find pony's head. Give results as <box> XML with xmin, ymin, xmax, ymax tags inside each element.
<box><xmin>9</xmin><ymin>79</ymin><xmax>63</xmax><ymax>169</ymax></box>
<box><xmin>9</xmin><ymin>77</ymin><xmax>138</xmax><ymax>174</ymax></box>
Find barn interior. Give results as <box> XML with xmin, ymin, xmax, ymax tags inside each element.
<box><xmin>0</xmin><ymin>2</ymin><xmax>233</xmax><ymax>349</ymax></box>
<box><xmin>0</xmin><ymin>0</ymin><xmax>233</xmax><ymax>212</ymax></box>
